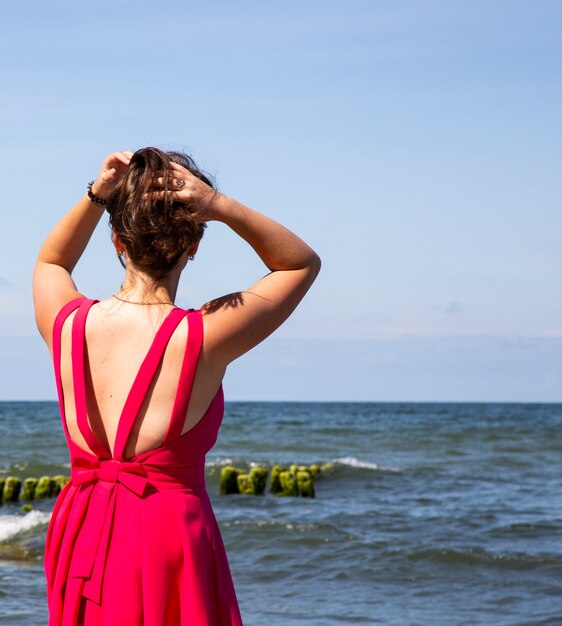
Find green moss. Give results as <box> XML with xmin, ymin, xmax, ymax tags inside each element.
<box><xmin>270</xmin><ymin>465</ymin><xmax>284</xmax><ymax>494</ymax></box>
<box><xmin>278</xmin><ymin>471</ymin><xmax>299</xmax><ymax>497</ymax></box>
<box><xmin>21</xmin><ymin>503</ymin><xmax>33</xmax><ymax>513</ymax></box>
<box><xmin>296</xmin><ymin>470</ymin><xmax>315</xmax><ymax>498</ymax></box>
<box><xmin>308</xmin><ymin>464</ymin><xmax>321</xmax><ymax>479</ymax></box>
<box><xmin>223</xmin><ymin>461</ymin><xmax>326</xmax><ymax>498</ymax></box>
<box><xmin>35</xmin><ymin>476</ymin><xmax>55</xmax><ymax>499</ymax></box>
<box><xmin>52</xmin><ymin>475</ymin><xmax>69</xmax><ymax>496</ymax></box>
<box><xmin>3</xmin><ymin>476</ymin><xmax>22</xmax><ymax>502</ymax></box>
<box><xmin>220</xmin><ymin>466</ymin><xmax>240</xmax><ymax>495</ymax></box>
<box><xmin>21</xmin><ymin>478</ymin><xmax>38</xmax><ymax>501</ymax></box>
<box><xmin>236</xmin><ymin>473</ymin><xmax>254</xmax><ymax>495</ymax></box>
<box><xmin>249</xmin><ymin>467</ymin><xmax>267</xmax><ymax>495</ymax></box>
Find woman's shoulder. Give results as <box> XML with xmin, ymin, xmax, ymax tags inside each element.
<box><xmin>54</xmin><ymin>295</ymin><xmax>90</xmax><ymax>321</ymax></box>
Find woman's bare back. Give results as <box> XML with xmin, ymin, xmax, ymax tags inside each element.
<box><xmin>57</xmin><ymin>299</ymin><xmax>223</xmax><ymax>459</ymax></box>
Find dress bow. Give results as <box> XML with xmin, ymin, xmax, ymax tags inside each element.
<box><xmin>69</xmin><ymin>458</ymin><xmax>151</xmax><ymax>604</ymax></box>
<box><xmin>71</xmin><ymin>458</ymin><xmax>149</xmax><ymax>497</ymax></box>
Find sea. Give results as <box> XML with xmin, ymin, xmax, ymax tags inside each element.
<box><xmin>0</xmin><ymin>401</ymin><xmax>561</xmax><ymax>626</ymax></box>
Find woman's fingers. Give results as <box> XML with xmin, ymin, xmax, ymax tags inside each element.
<box><xmin>103</xmin><ymin>151</ymin><xmax>132</xmax><ymax>173</ymax></box>
<box><xmin>153</xmin><ymin>175</ymin><xmax>187</xmax><ymax>187</ymax></box>
<box><xmin>102</xmin><ymin>167</ymin><xmax>117</xmax><ymax>182</ymax></box>
<box><xmin>169</xmin><ymin>161</ymin><xmax>188</xmax><ymax>174</ymax></box>
<box><xmin>109</xmin><ymin>152</ymin><xmax>131</xmax><ymax>169</ymax></box>
<box><xmin>144</xmin><ymin>190</ymin><xmax>181</xmax><ymax>200</ymax></box>
<box><xmin>114</xmin><ymin>150</ymin><xmax>132</xmax><ymax>162</ymax></box>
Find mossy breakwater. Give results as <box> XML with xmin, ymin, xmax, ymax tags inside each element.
<box><xmin>1</xmin><ymin>463</ymin><xmax>333</xmax><ymax>507</ymax></box>
<box><xmin>220</xmin><ymin>463</ymin><xmax>333</xmax><ymax>498</ymax></box>
<box><xmin>0</xmin><ymin>475</ymin><xmax>70</xmax><ymax>507</ymax></box>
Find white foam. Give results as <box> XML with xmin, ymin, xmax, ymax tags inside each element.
<box><xmin>206</xmin><ymin>458</ymin><xmax>234</xmax><ymax>467</ymax></box>
<box><xmin>0</xmin><ymin>510</ymin><xmax>51</xmax><ymax>542</ymax></box>
<box><xmin>227</xmin><ymin>519</ymin><xmax>318</xmax><ymax>532</ymax></box>
<box><xmin>334</xmin><ymin>456</ymin><xmax>380</xmax><ymax>469</ymax></box>
<box><xmin>206</xmin><ymin>456</ymin><xmax>401</xmax><ymax>472</ymax></box>
<box><xmin>333</xmin><ymin>457</ymin><xmax>400</xmax><ymax>472</ymax></box>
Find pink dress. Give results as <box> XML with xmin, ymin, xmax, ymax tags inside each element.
<box><xmin>44</xmin><ymin>297</ymin><xmax>243</xmax><ymax>626</ymax></box>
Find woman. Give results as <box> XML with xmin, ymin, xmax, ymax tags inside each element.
<box><xmin>33</xmin><ymin>147</ymin><xmax>321</xmax><ymax>626</ymax></box>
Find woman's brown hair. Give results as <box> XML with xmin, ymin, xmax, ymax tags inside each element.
<box><xmin>106</xmin><ymin>147</ymin><xmax>215</xmax><ymax>280</ymax></box>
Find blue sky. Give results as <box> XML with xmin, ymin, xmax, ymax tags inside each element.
<box><xmin>1</xmin><ymin>1</ymin><xmax>561</xmax><ymax>401</ymax></box>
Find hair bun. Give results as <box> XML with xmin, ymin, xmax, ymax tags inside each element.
<box><xmin>106</xmin><ymin>147</ymin><xmax>215</xmax><ymax>280</ymax></box>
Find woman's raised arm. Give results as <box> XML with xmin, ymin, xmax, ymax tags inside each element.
<box><xmin>32</xmin><ymin>151</ymin><xmax>132</xmax><ymax>347</ymax></box>
<box><xmin>164</xmin><ymin>162</ymin><xmax>321</xmax><ymax>368</ymax></box>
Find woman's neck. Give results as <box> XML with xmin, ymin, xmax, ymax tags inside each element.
<box><xmin>118</xmin><ymin>268</ymin><xmax>180</xmax><ymax>304</ymax></box>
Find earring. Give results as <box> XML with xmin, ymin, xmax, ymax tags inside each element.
<box><xmin>188</xmin><ymin>255</ymin><xmax>195</xmax><ymax>261</ymax></box>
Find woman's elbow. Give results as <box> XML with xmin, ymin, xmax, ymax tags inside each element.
<box><xmin>309</xmin><ymin>251</ymin><xmax>322</xmax><ymax>278</ymax></box>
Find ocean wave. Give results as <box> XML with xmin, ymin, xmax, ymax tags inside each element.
<box><xmin>402</xmin><ymin>546</ymin><xmax>562</xmax><ymax>568</ymax></box>
<box><xmin>333</xmin><ymin>457</ymin><xmax>400</xmax><ymax>472</ymax></box>
<box><xmin>205</xmin><ymin>456</ymin><xmax>400</xmax><ymax>473</ymax></box>
<box><xmin>0</xmin><ymin>510</ymin><xmax>51</xmax><ymax>543</ymax></box>
<box><xmin>222</xmin><ymin>519</ymin><xmax>319</xmax><ymax>532</ymax></box>
<box><xmin>206</xmin><ymin>458</ymin><xmax>234</xmax><ymax>468</ymax></box>
<box><xmin>487</xmin><ymin>520</ymin><xmax>562</xmax><ymax>538</ymax></box>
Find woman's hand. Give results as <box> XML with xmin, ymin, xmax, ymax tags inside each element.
<box><xmin>91</xmin><ymin>151</ymin><xmax>133</xmax><ymax>200</ymax></box>
<box><xmin>153</xmin><ymin>162</ymin><xmax>224</xmax><ymax>220</ymax></box>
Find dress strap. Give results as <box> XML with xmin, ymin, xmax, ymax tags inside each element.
<box><xmin>52</xmin><ymin>297</ymin><xmax>86</xmax><ymax>440</ymax></box>
<box><xmin>112</xmin><ymin>308</ymin><xmax>189</xmax><ymax>460</ymax></box>
<box><xmin>71</xmin><ymin>298</ymin><xmax>108</xmax><ymax>458</ymax></box>
<box><xmin>163</xmin><ymin>309</ymin><xmax>204</xmax><ymax>443</ymax></box>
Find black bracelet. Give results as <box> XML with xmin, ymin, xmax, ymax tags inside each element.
<box><xmin>87</xmin><ymin>180</ymin><xmax>107</xmax><ymax>206</ymax></box>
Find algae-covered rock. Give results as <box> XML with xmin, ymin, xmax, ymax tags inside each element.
<box><xmin>3</xmin><ymin>476</ymin><xmax>22</xmax><ymax>502</ymax></box>
<box><xmin>278</xmin><ymin>471</ymin><xmax>299</xmax><ymax>497</ymax></box>
<box><xmin>249</xmin><ymin>467</ymin><xmax>267</xmax><ymax>495</ymax></box>
<box><xmin>21</xmin><ymin>477</ymin><xmax>38</xmax><ymax>501</ymax></box>
<box><xmin>308</xmin><ymin>464</ymin><xmax>321</xmax><ymax>479</ymax></box>
<box><xmin>0</xmin><ymin>477</ymin><xmax>5</xmax><ymax>504</ymax></box>
<box><xmin>21</xmin><ymin>503</ymin><xmax>33</xmax><ymax>513</ymax></box>
<box><xmin>222</xmin><ymin>461</ymin><xmax>325</xmax><ymax>497</ymax></box>
<box><xmin>52</xmin><ymin>475</ymin><xmax>70</xmax><ymax>496</ymax></box>
<box><xmin>35</xmin><ymin>476</ymin><xmax>55</xmax><ymax>499</ymax></box>
<box><xmin>296</xmin><ymin>470</ymin><xmax>315</xmax><ymax>498</ymax></box>
<box><xmin>270</xmin><ymin>465</ymin><xmax>284</xmax><ymax>494</ymax></box>
<box><xmin>220</xmin><ymin>466</ymin><xmax>240</xmax><ymax>495</ymax></box>
<box><xmin>236</xmin><ymin>473</ymin><xmax>254</xmax><ymax>495</ymax></box>
<box><xmin>320</xmin><ymin>462</ymin><xmax>335</xmax><ymax>472</ymax></box>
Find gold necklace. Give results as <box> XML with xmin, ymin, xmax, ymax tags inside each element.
<box><xmin>112</xmin><ymin>293</ymin><xmax>175</xmax><ymax>306</ymax></box>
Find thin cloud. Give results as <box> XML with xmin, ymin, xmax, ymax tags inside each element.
<box><xmin>445</xmin><ymin>301</ymin><xmax>463</xmax><ymax>314</ymax></box>
<box><xmin>434</xmin><ymin>301</ymin><xmax>463</xmax><ymax>315</ymax></box>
